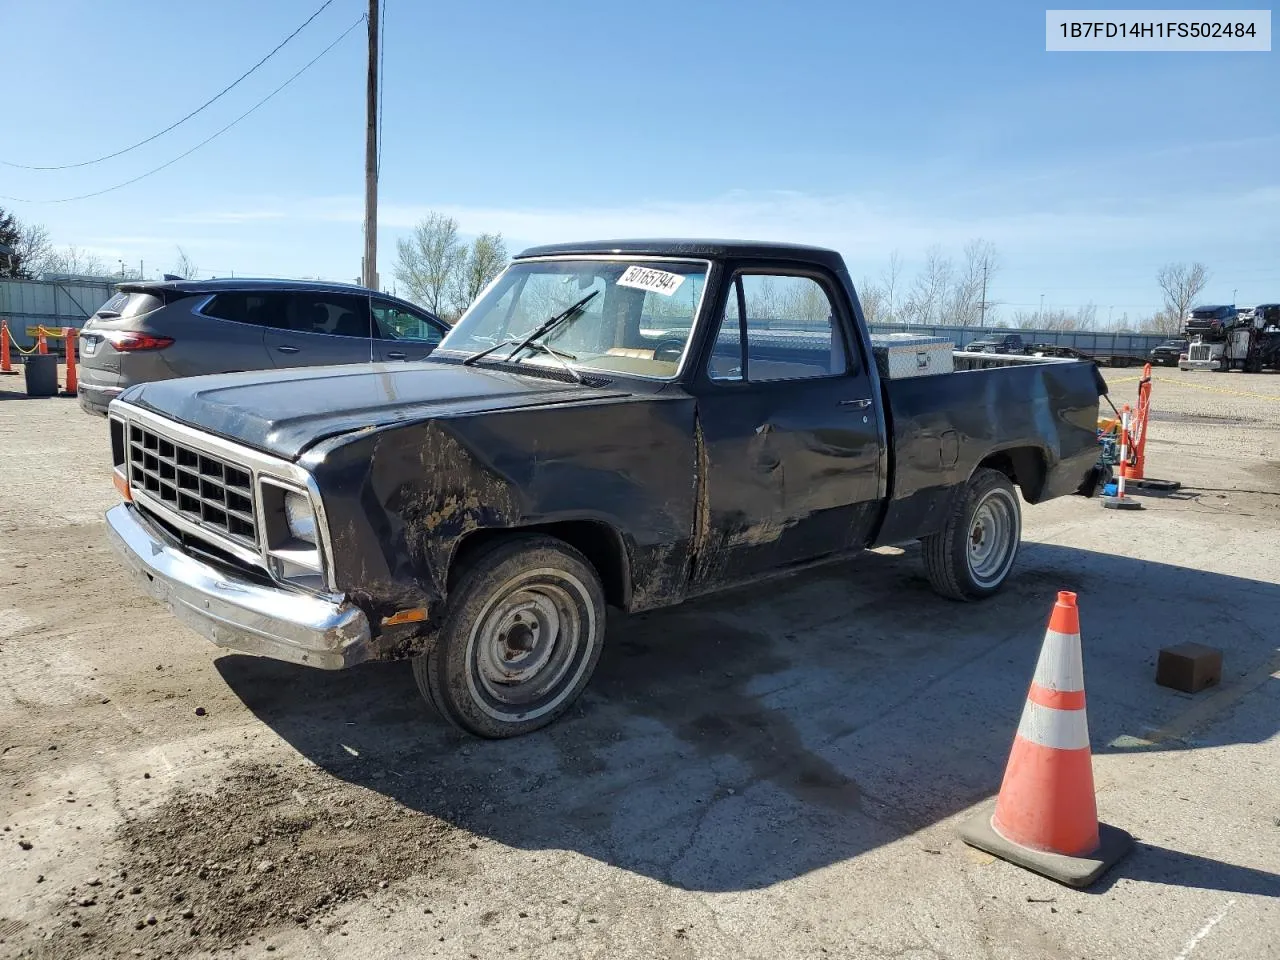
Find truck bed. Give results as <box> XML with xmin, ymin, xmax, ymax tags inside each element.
<box><xmin>871</xmin><ymin>352</ymin><xmax>1107</xmax><ymax>546</ymax></box>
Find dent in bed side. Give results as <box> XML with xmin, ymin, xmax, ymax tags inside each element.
<box><xmin>870</xmin><ymin>358</ymin><xmax>1103</xmax><ymax>547</ymax></box>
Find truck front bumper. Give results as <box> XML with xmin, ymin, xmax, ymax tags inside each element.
<box><xmin>105</xmin><ymin>503</ymin><xmax>371</xmax><ymax>670</ymax></box>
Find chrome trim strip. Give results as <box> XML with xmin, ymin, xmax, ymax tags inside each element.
<box><xmin>106</xmin><ymin>503</ymin><xmax>369</xmax><ymax>670</ymax></box>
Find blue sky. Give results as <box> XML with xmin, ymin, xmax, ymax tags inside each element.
<box><xmin>2</xmin><ymin>0</ymin><xmax>1276</xmax><ymax>322</ymax></box>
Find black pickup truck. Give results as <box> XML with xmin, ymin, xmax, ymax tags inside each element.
<box><xmin>104</xmin><ymin>239</ymin><xmax>1108</xmax><ymax>738</ymax></box>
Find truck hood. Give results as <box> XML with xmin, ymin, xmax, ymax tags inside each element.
<box><xmin>120</xmin><ymin>361</ymin><xmax>632</xmax><ymax>460</ymax></box>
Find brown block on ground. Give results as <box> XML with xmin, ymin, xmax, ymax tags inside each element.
<box><xmin>1156</xmin><ymin>642</ymin><xmax>1223</xmax><ymax>694</ymax></box>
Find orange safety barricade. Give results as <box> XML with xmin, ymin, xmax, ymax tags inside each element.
<box><xmin>64</xmin><ymin>326</ymin><xmax>78</xmax><ymax>394</ymax></box>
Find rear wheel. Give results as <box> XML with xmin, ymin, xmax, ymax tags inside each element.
<box><xmin>412</xmin><ymin>535</ymin><xmax>606</xmax><ymax>738</ymax></box>
<box><xmin>922</xmin><ymin>467</ymin><xmax>1022</xmax><ymax>601</ymax></box>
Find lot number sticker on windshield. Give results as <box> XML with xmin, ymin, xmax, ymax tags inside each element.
<box><xmin>618</xmin><ymin>265</ymin><xmax>686</xmax><ymax>296</ymax></box>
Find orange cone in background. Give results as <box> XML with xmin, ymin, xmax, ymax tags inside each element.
<box><xmin>959</xmin><ymin>592</ymin><xmax>1132</xmax><ymax>887</ymax></box>
<box><xmin>37</xmin><ymin>327</ymin><xmax>49</xmax><ymax>355</ymax></box>
<box><xmin>63</xmin><ymin>326</ymin><xmax>78</xmax><ymax>395</ymax></box>
<box><xmin>1</xmin><ymin>320</ymin><xmax>12</xmax><ymax>373</ymax></box>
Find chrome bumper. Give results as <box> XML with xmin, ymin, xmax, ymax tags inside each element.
<box><xmin>105</xmin><ymin>503</ymin><xmax>371</xmax><ymax>670</ymax></box>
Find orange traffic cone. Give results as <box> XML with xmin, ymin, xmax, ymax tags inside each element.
<box><xmin>1</xmin><ymin>320</ymin><xmax>13</xmax><ymax>374</ymax></box>
<box><xmin>959</xmin><ymin>592</ymin><xmax>1132</xmax><ymax>887</ymax></box>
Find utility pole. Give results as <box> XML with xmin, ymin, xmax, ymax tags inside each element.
<box><xmin>1038</xmin><ymin>293</ymin><xmax>1044</xmax><ymax>326</ymax></box>
<box><xmin>361</xmin><ymin>0</ymin><xmax>379</xmax><ymax>290</ymax></box>
<box><xmin>979</xmin><ymin>260</ymin><xmax>989</xmax><ymax>328</ymax></box>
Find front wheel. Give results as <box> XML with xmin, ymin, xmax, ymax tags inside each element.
<box><xmin>412</xmin><ymin>535</ymin><xmax>606</xmax><ymax>738</ymax></box>
<box><xmin>921</xmin><ymin>467</ymin><xmax>1022</xmax><ymax>601</ymax></box>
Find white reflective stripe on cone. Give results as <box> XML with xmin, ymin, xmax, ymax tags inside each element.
<box><xmin>1031</xmin><ymin>629</ymin><xmax>1085</xmax><ymax>692</ymax></box>
<box><xmin>1015</xmin><ymin>700</ymin><xmax>1091</xmax><ymax>751</ymax></box>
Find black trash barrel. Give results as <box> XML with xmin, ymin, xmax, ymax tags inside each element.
<box><xmin>24</xmin><ymin>354</ymin><xmax>59</xmax><ymax>397</ymax></box>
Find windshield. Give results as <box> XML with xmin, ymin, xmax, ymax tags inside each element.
<box><xmin>436</xmin><ymin>258</ymin><xmax>709</xmax><ymax>379</ymax></box>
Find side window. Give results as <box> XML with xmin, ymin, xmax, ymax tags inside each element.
<box><xmin>202</xmin><ymin>293</ymin><xmax>284</xmax><ymax>327</ymax></box>
<box><xmin>707</xmin><ymin>273</ymin><xmax>849</xmax><ymax>383</ymax></box>
<box><xmin>371</xmin><ymin>300</ymin><xmax>442</xmax><ymax>344</ymax></box>
<box><xmin>284</xmin><ymin>294</ymin><xmax>370</xmax><ymax>338</ymax></box>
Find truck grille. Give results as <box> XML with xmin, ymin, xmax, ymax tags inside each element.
<box><xmin>1189</xmin><ymin>344</ymin><xmax>1213</xmax><ymax>362</ymax></box>
<box><xmin>127</xmin><ymin>424</ymin><xmax>257</xmax><ymax>547</ymax></box>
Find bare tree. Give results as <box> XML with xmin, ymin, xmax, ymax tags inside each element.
<box><xmin>902</xmin><ymin>246</ymin><xmax>953</xmax><ymax>325</ymax></box>
<box><xmin>951</xmin><ymin>239</ymin><xmax>999</xmax><ymax>327</ymax></box>
<box><xmin>0</xmin><ymin>207</ymin><xmax>53</xmax><ymax>278</ymax></box>
<box><xmin>394</xmin><ymin>213</ymin><xmax>464</xmax><ymax>315</ymax></box>
<box><xmin>449</xmin><ymin>233</ymin><xmax>509</xmax><ymax>316</ymax></box>
<box><xmin>40</xmin><ymin>245</ymin><xmax>107</xmax><ymax>277</ymax></box>
<box><xmin>171</xmin><ymin>245</ymin><xmax>199</xmax><ymax>279</ymax></box>
<box><xmin>858</xmin><ymin>277</ymin><xmax>887</xmax><ymax>325</ymax></box>
<box><xmin>16</xmin><ymin>223</ymin><xmax>54</xmax><ymax>276</ymax></box>
<box><xmin>1140</xmin><ymin>308</ymin><xmax>1181</xmax><ymax>334</ymax></box>
<box><xmin>881</xmin><ymin>250</ymin><xmax>903</xmax><ymax>322</ymax></box>
<box><xmin>1013</xmin><ymin>304</ymin><xmax>1097</xmax><ymax>331</ymax></box>
<box><xmin>1155</xmin><ymin>262</ymin><xmax>1209</xmax><ymax>336</ymax></box>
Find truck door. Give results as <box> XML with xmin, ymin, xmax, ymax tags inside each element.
<box><xmin>688</xmin><ymin>267</ymin><xmax>882</xmax><ymax>586</ymax></box>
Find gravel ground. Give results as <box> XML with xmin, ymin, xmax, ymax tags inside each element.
<box><xmin>1</xmin><ymin>365</ymin><xmax>1278</xmax><ymax>960</ymax></box>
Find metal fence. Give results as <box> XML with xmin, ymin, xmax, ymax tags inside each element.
<box><xmin>0</xmin><ymin>276</ymin><xmax>118</xmax><ymax>351</ymax></box>
<box><xmin>865</xmin><ymin>321</ymin><xmax>1168</xmax><ymax>361</ymax></box>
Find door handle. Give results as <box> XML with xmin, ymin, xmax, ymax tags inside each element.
<box><xmin>839</xmin><ymin>398</ymin><xmax>873</xmax><ymax>409</ymax></box>
<box><xmin>276</xmin><ymin>345</ymin><xmax>300</xmax><ymax>354</ymax></box>
<box><xmin>386</xmin><ymin>351</ymin><xmax>406</xmax><ymax>360</ymax></box>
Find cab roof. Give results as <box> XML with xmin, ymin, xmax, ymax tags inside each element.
<box><xmin>514</xmin><ymin>238</ymin><xmax>848</xmax><ymax>271</ymax></box>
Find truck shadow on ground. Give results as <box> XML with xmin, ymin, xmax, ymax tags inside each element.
<box><xmin>217</xmin><ymin>542</ymin><xmax>1280</xmax><ymax>895</ymax></box>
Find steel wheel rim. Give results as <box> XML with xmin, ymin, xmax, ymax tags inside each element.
<box><xmin>967</xmin><ymin>488</ymin><xmax>1018</xmax><ymax>587</ymax></box>
<box><xmin>465</xmin><ymin>567</ymin><xmax>597</xmax><ymax>722</ymax></box>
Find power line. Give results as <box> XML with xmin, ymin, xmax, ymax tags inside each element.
<box><xmin>1</xmin><ymin>0</ymin><xmax>338</xmax><ymax>171</ymax></box>
<box><xmin>1</xmin><ymin>15</ymin><xmax>365</xmax><ymax>205</ymax></box>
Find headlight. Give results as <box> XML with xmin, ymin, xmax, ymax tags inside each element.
<box><xmin>260</xmin><ymin>479</ymin><xmax>326</xmax><ymax>591</ymax></box>
<box><xmin>284</xmin><ymin>491</ymin><xmax>316</xmax><ymax>544</ymax></box>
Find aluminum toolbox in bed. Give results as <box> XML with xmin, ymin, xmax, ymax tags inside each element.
<box><xmin>869</xmin><ymin>333</ymin><xmax>955</xmax><ymax>379</ymax></box>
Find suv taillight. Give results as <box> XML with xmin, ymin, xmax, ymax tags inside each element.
<box><xmin>102</xmin><ymin>331</ymin><xmax>174</xmax><ymax>351</ymax></box>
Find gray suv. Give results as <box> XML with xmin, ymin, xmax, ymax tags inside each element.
<box><xmin>78</xmin><ymin>278</ymin><xmax>449</xmax><ymax>415</ymax></box>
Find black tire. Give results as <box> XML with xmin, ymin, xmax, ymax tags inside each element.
<box><xmin>412</xmin><ymin>535</ymin><xmax>606</xmax><ymax>738</ymax></box>
<box><xmin>921</xmin><ymin>467</ymin><xmax>1022</xmax><ymax>601</ymax></box>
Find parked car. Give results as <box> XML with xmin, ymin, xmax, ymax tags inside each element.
<box><xmin>1148</xmin><ymin>338</ymin><xmax>1189</xmax><ymax>366</ymax></box>
<box><xmin>963</xmin><ymin>333</ymin><xmax>1025</xmax><ymax>354</ymax></box>
<box><xmin>1182</xmin><ymin>304</ymin><xmax>1237</xmax><ymax>338</ymax></box>
<box><xmin>103</xmin><ymin>239</ymin><xmax>1108</xmax><ymax>739</ymax></box>
<box><xmin>1254</xmin><ymin>304</ymin><xmax>1280</xmax><ymax>330</ymax></box>
<box><xmin>77</xmin><ymin>278</ymin><xmax>449</xmax><ymax>415</ymax></box>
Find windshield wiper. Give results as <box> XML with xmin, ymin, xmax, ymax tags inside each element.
<box><xmin>462</xmin><ymin>290</ymin><xmax>598</xmax><ymax>368</ymax></box>
<box><xmin>520</xmin><ymin>341</ymin><xmax>583</xmax><ymax>382</ymax></box>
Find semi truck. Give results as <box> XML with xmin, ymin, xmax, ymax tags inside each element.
<box><xmin>1180</xmin><ymin>304</ymin><xmax>1280</xmax><ymax>373</ymax></box>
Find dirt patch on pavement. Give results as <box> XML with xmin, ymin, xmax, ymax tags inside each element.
<box><xmin>33</xmin><ymin>763</ymin><xmax>469</xmax><ymax>959</ymax></box>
